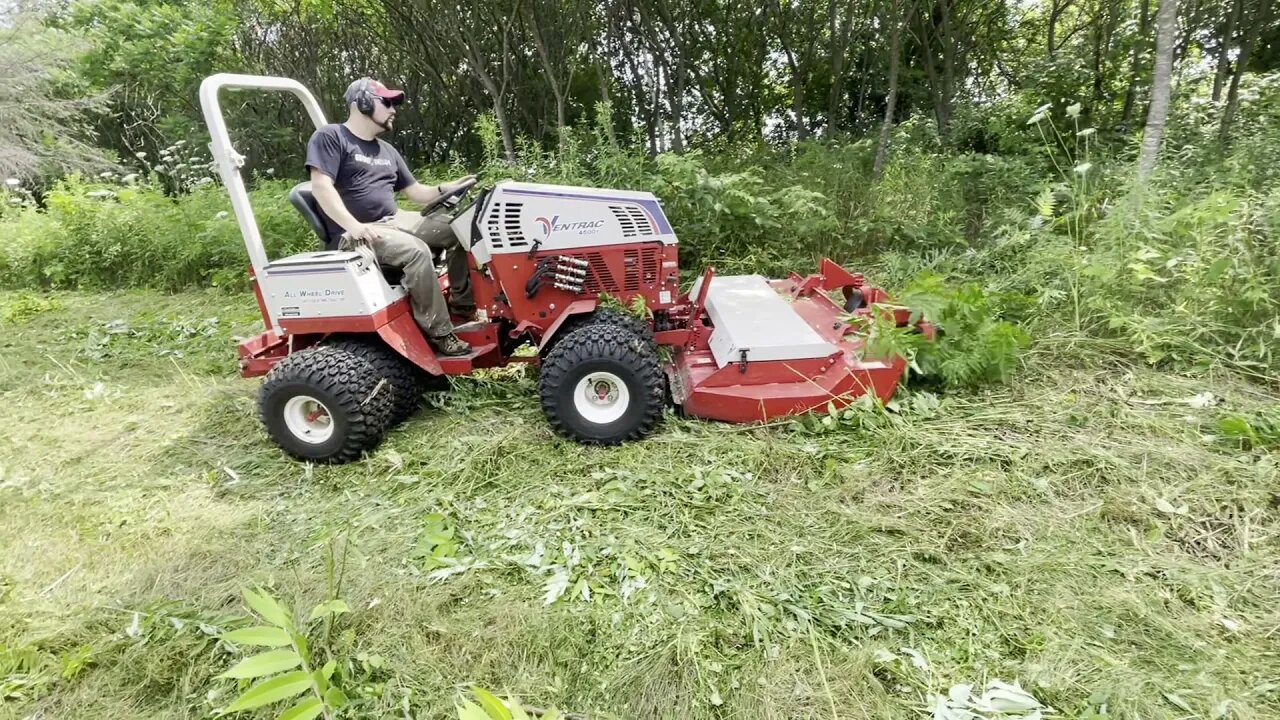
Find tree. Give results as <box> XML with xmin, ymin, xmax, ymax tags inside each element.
<box><xmin>0</xmin><ymin>7</ymin><xmax>114</xmax><ymax>179</ymax></box>
<box><xmin>873</xmin><ymin>0</ymin><xmax>907</xmax><ymax>179</ymax></box>
<box><xmin>1219</xmin><ymin>0</ymin><xmax>1275</xmax><ymax>145</ymax></box>
<box><xmin>523</xmin><ymin>0</ymin><xmax>593</xmax><ymax>147</ymax></box>
<box><xmin>1136</xmin><ymin>0</ymin><xmax>1176</xmax><ymax>180</ymax></box>
<box><xmin>1212</xmin><ymin>0</ymin><xmax>1243</xmax><ymax>103</ymax></box>
<box><xmin>419</xmin><ymin>0</ymin><xmax>525</xmax><ymax>162</ymax></box>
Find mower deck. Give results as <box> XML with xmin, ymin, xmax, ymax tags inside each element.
<box><xmin>668</xmin><ymin>275</ymin><xmax>908</xmax><ymax>423</ymax></box>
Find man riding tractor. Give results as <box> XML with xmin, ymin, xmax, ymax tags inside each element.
<box><xmin>304</xmin><ymin>77</ymin><xmax>476</xmax><ymax>356</ymax></box>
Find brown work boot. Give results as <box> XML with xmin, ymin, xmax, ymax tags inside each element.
<box><xmin>429</xmin><ymin>332</ymin><xmax>471</xmax><ymax>357</ymax></box>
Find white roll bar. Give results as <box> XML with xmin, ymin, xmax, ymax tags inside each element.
<box><xmin>198</xmin><ymin>74</ymin><xmax>329</xmax><ymax>330</ymax></box>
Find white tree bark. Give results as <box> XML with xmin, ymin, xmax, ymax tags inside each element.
<box><xmin>1136</xmin><ymin>0</ymin><xmax>1177</xmax><ymax>180</ymax></box>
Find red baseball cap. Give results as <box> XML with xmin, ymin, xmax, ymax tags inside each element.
<box><xmin>345</xmin><ymin>78</ymin><xmax>405</xmax><ymax>107</ymax></box>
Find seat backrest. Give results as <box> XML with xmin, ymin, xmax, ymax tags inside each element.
<box><xmin>287</xmin><ymin>181</ymin><xmax>338</xmax><ymax>250</ymax></box>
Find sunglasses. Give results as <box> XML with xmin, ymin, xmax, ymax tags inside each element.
<box><xmin>375</xmin><ymin>96</ymin><xmax>398</xmax><ymax>109</ymax></box>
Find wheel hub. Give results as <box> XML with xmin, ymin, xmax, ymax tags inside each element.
<box><xmin>283</xmin><ymin>394</ymin><xmax>335</xmax><ymax>444</ymax></box>
<box><xmin>573</xmin><ymin>372</ymin><xmax>630</xmax><ymax>425</ymax></box>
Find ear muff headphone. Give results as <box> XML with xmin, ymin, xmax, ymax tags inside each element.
<box><xmin>353</xmin><ymin>78</ymin><xmax>376</xmax><ymax>117</ymax></box>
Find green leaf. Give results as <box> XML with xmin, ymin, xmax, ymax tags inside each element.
<box><xmin>242</xmin><ymin>587</ymin><xmax>291</xmax><ymax>628</ymax></box>
<box><xmin>1204</xmin><ymin>257</ymin><xmax>1231</xmax><ymax>282</ymax></box>
<box><xmin>223</xmin><ymin>670</ymin><xmax>312</xmax><ymax>712</ymax></box>
<box><xmin>456</xmin><ymin>699</ymin><xmax>492</xmax><ymax>720</ymax></box>
<box><xmin>1035</xmin><ymin>187</ymin><xmax>1056</xmax><ymax>219</ymax></box>
<box><xmin>223</xmin><ymin>627</ymin><xmax>293</xmax><ymax>647</ymax></box>
<box><xmin>308</xmin><ymin>600</ymin><xmax>350</xmax><ymax>621</ymax></box>
<box><xmin>324</xmin><ymin>687</ymin><xmax>348</xmax><ymax>709</ymax></box>
<box><xmin>278</xmin><ymin>696</ymin><xmax>323</xmax><ymax>720</ymax></box>
<box><xmin>509</xmin><ymin>702</ymin><xmax>530</xmax><ymax>720</ymax></box>
<box><xmin>219</xmin><ymin>649</ymin><xmax>301</xmax><ymax>679</ymax></box>
<box><xmin>471</xmin><ymin>687</ymin><xmax>511</xmax><ymax>719</ymax></box>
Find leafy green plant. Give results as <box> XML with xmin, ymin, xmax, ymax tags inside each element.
<box><xmin>457</xmin><ymin>686</ymin><xmax>564</xmax><ymax>720</ymax></box>
<box><xmin>868</xmin><ymin>272</ymin><xmax>1030</xmax><ymax>389</ymax></box>
<box><xmin>412</xmin><ymin>512</ymin><xmax>459</xmax><ymax>571</ymax></box>
<box><xmin>1218</xmin><ymin>409</ymin><xmax>1280</xmax><ymax>450</ymax></box>
<box><xmin>216</xmin><ymin>588</ymin><xmax>349</xmax><ymax>719</ymax></box>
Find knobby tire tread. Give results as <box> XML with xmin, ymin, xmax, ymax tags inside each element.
<box><xmin>538</xmin><ymin>323</ymin><xmax>664</xmax><ymax>444</ymax></box>
<box><xmin>258</xmin><ymin>344</ymin><xmax>394</xmax><ymax>463</ymax></box>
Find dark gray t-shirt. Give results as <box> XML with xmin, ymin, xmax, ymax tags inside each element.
<box><xmin>304</xmin><ymin>124</ymin><xmax>415</xmax><ymax>239</ymax></box>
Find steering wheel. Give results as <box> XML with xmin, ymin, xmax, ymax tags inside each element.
<box><xmin>419</xmin><ymin>176</ymin><xmax>478</xmax><ymax>216</ymax></box>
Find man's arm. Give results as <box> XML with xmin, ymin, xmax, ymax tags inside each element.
<box><xmin>310</xmin><ymin>169</ymin><xmax>379</xmax><ymax>241</ymax></box>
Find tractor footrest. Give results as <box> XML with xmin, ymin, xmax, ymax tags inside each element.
<box><xmin>437</xmin><ymin>341</ymin><xmax>499</xmax><ymax>373</ymax></box>
<box><xmin>691</xmin><ymin>274</ymin><xmax>837</xmax><ymax>368</ymax></box>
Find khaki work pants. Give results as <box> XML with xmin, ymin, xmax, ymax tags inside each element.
<box><xmin>340</xmin><ymin>210</ymin><xmax>474</xmax><ymax>337</ymax></box>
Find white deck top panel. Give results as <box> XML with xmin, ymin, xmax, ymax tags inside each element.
<box><xmin>692</xmin><ymin>274</ymin><xmax>838</xmax><ymax>368</ymax></box>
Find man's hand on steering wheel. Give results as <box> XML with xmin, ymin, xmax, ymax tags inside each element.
<box><xmin>437</xmin><ymin>174</ymin><xmax>477</xmax><ymax>197</ymax></box>
<box><xmin>420</xmin><ymin>174</ymin><xmax>478</xmax><ymax>216</ymax></box>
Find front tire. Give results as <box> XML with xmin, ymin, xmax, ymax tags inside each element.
<box><xmin>538</xmin><ymin>324</ymin><xmax>665</xmax><ymax>444</ymax></box>
<box><xmin>542</xmin><ymin>307</ymin><xmax>657</xmax><ymax>357</ymax></box>
<box><xmin>258</xmin><ymin>344</ymin><xmax>394</xmax><ymax>463</ymax></box>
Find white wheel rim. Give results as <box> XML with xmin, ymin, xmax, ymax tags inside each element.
<box><xmin>573</xmin><ymin>372</ymin><xmax>630</xmax><ymax>425</ymax></box>
<box><xmin>283</xmin><ymin>395</ymin><xmax>335</xmax><ymax>444</ymax></box>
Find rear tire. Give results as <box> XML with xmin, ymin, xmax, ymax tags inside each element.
<box><xmin>330</xmin><ymin>339</ymin><xmax>430</xmax><ymax>425</ymax></box>
<box><xmin>258</xmin><ymin>344</ymin><xmax>394</xmax><ymax>463</ymax></box>
<box><xmin>538</xmin><ymin>324</ymin><xmax>665</xmax><ymax>444</ymax></box>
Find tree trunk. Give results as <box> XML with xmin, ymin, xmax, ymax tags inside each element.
<box><xmin>1121</xmin><ymin>0</ymin><xmax>1151</xmax><ymax>125</ymax></box>
<box><xmin>1212</xmin><ymin>0</ymin><xmax>1242</xmax><ymax>102</ymax></box>
<box><xmin>652</xmin><ymin>60</ymin><xmax>665</xmax><ymax>153</ymax></box>
<box><xmin>1220</xmin><ymin>0</ymin><xmax>1272</xmax><ymax>145</ymax></box>
<box><xmin>493</xmin><ymin>101</ymin><xmax>517</xmax><ymax>162</ymax></box>
<box><xmin>670</xmin><ymin>55</ymin><xmax>685</xmax><ymax>152</ymax></box>
<box><xmin>937</xmin><ymin>0</ymin><xmax>956</xmax><ymax>135</ymax></box>
<box><xmin>825</xmin><ymin>0</ymin><xmax>855</xmax><ymax>137</ymax></box>
<box><xmin>873</xmin><ymin>0</ymin><xmax>903</xmax><ymax>180</ymax></box>
<box><xmin>1048</xmin><ymin>0</ymin><xmax>1074</xmax><ymax>59</ymax></box>
<box><xmin>793</xmin><ymin>77</ymin><xmax>808</xmax><ymax>140</ymax></box>
<box><xmin>1091</xmin><ymin>2</ymin><xmax>1119</xmax><ymax>107</ymax></box>
<box><xmin>1137</xmin><ymin>0</ymin><xmax>1177</xmax><ymax>180</ymax></box>
<box><xmin>526</xmin><ymin>8</ymin><xmax>568</xmax><ymax>149</ymax></box>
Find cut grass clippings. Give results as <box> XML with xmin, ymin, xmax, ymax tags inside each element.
<box><xmin>0</xmin><ymin>289</ymin><xmax>1277</xmax><ymax>719</ymax></box>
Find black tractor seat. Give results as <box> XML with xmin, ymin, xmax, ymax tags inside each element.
<box><xmin>287</xmin><ymin>181</ymin><xmax>341</xmax><ymax>251</ymax></box>
<box><xmin>288</xmin><ymin>180</ymin><xmax>451</xmax><ymax>287</ymax></box>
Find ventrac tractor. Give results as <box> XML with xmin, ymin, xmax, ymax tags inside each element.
<box><xmin>200</xmin><ymin>74</ymin><xmax>933</xmax><ymax>463</ymax></box>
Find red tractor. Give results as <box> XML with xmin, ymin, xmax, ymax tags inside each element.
<box><xmin>201</xmin><ymin>74</ymin><xmax>933</xmax><ymax>463</ymax></box>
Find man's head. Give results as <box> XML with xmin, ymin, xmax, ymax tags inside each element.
<box><xmin>344</xmin><ymin>77</ymin><xmax>405</xmax><ymax>134</ymax></box>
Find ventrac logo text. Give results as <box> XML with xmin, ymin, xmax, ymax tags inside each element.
<box><xmin>534</xmin><ymin>214</ymin><xmax>605</xmax><ymax>238</ymax></box>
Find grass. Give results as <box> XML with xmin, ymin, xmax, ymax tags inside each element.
<box><xmin>1</xmin><ymin>288</ymin><xmax>1278</xmax><ymax>720</ymax></box>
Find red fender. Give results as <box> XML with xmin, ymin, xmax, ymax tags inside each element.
<box><xmin>535</xmin><ymin>299</ymin><xmax>600</xmax><ymax>353</ymax></box>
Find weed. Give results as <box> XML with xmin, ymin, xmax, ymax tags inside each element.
<box><xmin>214</xmin><ymin>588</ymin><xmax>350</xmax><ymax>719</ymax></box>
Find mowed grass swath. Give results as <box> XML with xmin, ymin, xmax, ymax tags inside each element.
<box><xmin>0</xmin><ymin>283</ymin><xmax>1276</xmax><ymax>718</ymax></box>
